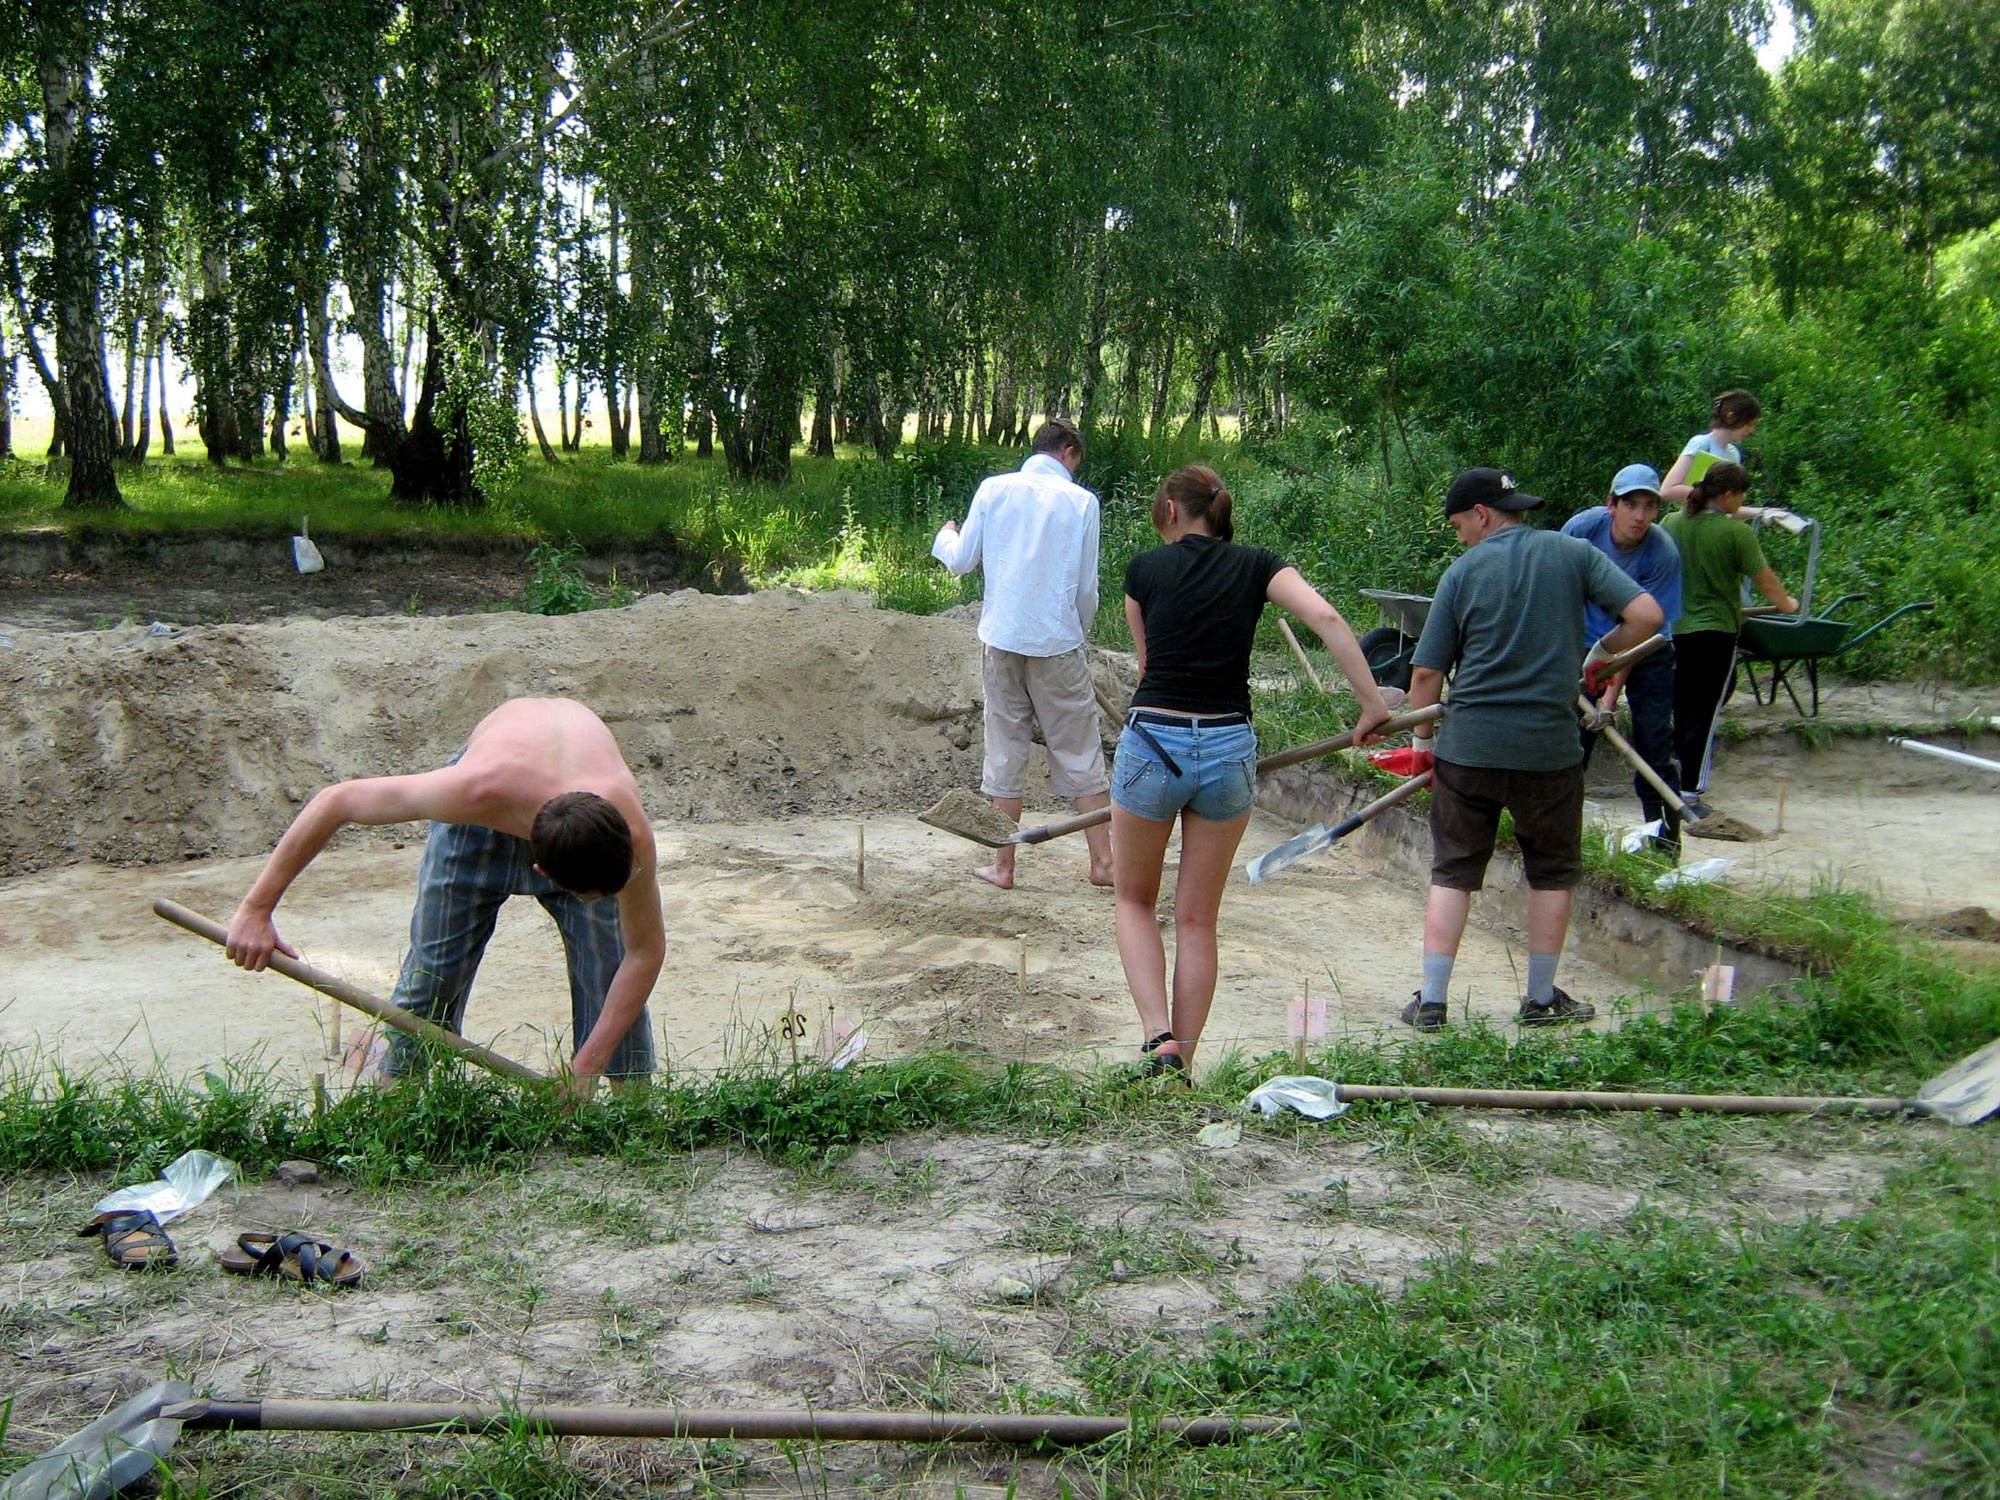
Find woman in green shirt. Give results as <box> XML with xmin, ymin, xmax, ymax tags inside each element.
<box><xmin>1661</xmin><ymin>461</ymin><xmax>1799</xmax><ymax>813</ymax></box>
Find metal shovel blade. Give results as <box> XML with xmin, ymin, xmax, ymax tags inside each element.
<box><xmin>1246</xmin><ymin>824</ymin><xmax>1332</xmax><ymax>885</ymax></box>
<box><xmin>0</xmin><ymin>1381</ymin><xmax>191</xmax><ymax>1500</ymax></box>
<box><xmin>1915</xmin><ymin>1034</ymin><xmax>2000</xmax><ymax>1126</ymax></box>
<box><xmin>1244</xmin><ymin>771</ymin><xmax>1434</xmax><ymax>886</ymax></box>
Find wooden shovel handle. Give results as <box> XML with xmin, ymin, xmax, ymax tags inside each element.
<box><xmin>1014</xmin><ymin>704</ymin><xmax>1446</xmax><ymax>844</ymax></box>
<box><xmin>151</xmin><ymin>899</ymin><xmax>547</xmax><ymax>1082</ymax></box>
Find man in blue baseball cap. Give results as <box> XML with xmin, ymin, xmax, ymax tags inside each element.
<box><xmin>1560</xmin><ymin>463</ymin><xmax>1684</xmax><ymax>854</ymax></box>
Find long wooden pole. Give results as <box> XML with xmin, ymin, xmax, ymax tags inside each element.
<box><xmin>151</xmin><ymin>899</ymin><xmax>547</xmax><ymax>1083</ymax></box>
<box><xmin>161</xmin><ymin>1398</ymin><xmax>1292</xmax><ymax>1446</ymax></box>
<box><xmin>1335</xmin><ymin>1084</ymin><xmax>1914</xmax><ymax>1116</ymax></box>
<box><xmin>1011</xmin><ymin>704</ymin><xmax>1446</xmax><ymax>846</ymax></box>
<box><xmin>1276</xmin><ymin>618</ymin><xmax>1325</xmax><ymax>692</ymax></box>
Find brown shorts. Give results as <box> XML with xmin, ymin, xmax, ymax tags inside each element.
<box><xmin>1429</xmin><ymin>758</ymin><xmax>1586</xmax><ymax>892</ymax></box>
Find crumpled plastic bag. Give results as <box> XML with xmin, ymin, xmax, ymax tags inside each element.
<box><xmin>1243</xmin><ymin>1075</ymin><xmax>1349</xmax><ymax>1120</ymax></box>
<box><xmin>293</xmin><ymin>516</ymin><xmax>325</xmax><ymax>574</ymax></box>
<box><xmin>92</xmin><ymin>1150</ymin><xmax>237</xmax><ymax>1226</ymax></box>
<box><xmin>1655</xmin><ymin>857</ymin><xmax>1735</xmax><ymax>891</ymax></box>
<box><xmin>0</xmin><ymin>1379</ymin><xmax>190</xmax><ymax>1500</ymax></box>
<box><xmin>1621</xmin><ymin>819</ymin><xmax>1665</xmax><ymax>854</ymax></box>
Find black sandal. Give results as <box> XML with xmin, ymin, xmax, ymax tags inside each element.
<box><xmin>79</xmin><ymin>1211</ymin><xmax>179</xmax><ymax>1271</ymax></box>
<box><xmin>219</xmin><ymin>1231</ymin><xmax>365</xmax><ymax>1287</ymax></box>
<box><xmin>1140</xmin><ymin>1031</ymin><xmax>1187</xmax><ymax>1078</ymax></box>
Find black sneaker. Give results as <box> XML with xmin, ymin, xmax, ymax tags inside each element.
<box><xmin>1517</xmin><ymin>987</ymin><xmax>1596</xmax><ymax>1026</ymax></box>
<box><xmin>1401</xmin><ymin>992</ymin><xmax>1447</xmax><ymax>1032</ymax></box>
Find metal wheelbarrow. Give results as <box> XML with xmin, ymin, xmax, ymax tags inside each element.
<box><xmin>1735</xmin><ymin>593</ymin><xmax>1936</xmax><ymax>717</ymax></box>
<box><xmin>1356</xmin><ymin>588</ymin><xmax>1434</xmax><ymax>691</ymax></box>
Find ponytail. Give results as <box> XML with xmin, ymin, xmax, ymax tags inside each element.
<box><xmin>1688</xmin><ymin>460</ymin><xmax>1749</xmax><ymax>515</ymax></box>
<box><xmin>1152</xmin><ymin>463</ymin><xmax>1236</xmax><ymax>542</ymax></box>
<box><xmin>1711</xmin><ymin>388</ymin><xmax>1761</xmax><ymax>429</ymax></box>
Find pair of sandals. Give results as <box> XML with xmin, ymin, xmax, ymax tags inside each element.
<box><xmin>80</xmin><ymin>1213</ymin><xmax>363</xmax><ymax>1286</ymax></box>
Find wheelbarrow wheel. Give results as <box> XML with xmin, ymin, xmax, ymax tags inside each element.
<box><xmin>1359</xmin><ymin>627</ymin><xmax>1415</xmax><ymax>691</ymax></box>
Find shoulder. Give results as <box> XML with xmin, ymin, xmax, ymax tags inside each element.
<box><xmin>1559</xmin><ymin>509</ymin><xmax>1605</xmax><ymax>540</ymax></box>
<box><xmin>1681</xmin><ymin>432</ymin><xmax>1714</xmax><ymax>456</ymax></box>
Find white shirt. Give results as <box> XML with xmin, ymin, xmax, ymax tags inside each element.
<box><xmin>931</xmin><ymin>453</ymin><xmax>1100</xmax><ymax>657</ymax></box>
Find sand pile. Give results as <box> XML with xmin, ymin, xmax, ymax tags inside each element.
<box><xmin>0</xmin><ymin>590</ymin><xmax>1141</xmax><ymax>877</ymax></box>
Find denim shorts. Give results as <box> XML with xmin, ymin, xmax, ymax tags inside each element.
<box><xmin>1111</xmin><ymin>715</ymin><xmax>1258</xmax><ymax>823</ymax></box>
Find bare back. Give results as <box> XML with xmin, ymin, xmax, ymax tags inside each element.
<box><xmin>454</xmin><ymin>699</ymin><xmax>650</xmax><ymax>848</ymax></box>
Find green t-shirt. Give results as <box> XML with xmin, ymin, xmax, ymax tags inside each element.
<box><xmin>1411</xmin><ymin>525</ymin><xmax>1644</xmax><ymax>772</ymax></box>
<box><xmin>1661</xmin><ymin>509</ymin><xmax>1766</xmax><ymax>634</ymax></box>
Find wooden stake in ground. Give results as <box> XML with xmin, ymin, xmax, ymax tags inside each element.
<box><xmin>855</xmin><ymin>823</ymin><xmax>866</xmax><ymax>891</ymax></box>
<box><xmin>1775</xmin><ymin>776</ymin><xmax>1789</xmax><ymax>835</ymax></box>
<box><xmin>1017</xmin><ymin>934</ymin><xmax>1029</xmax><ymax>1006</ymax></box>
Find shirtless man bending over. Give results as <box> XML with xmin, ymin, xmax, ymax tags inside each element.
<box><xmin>225</xmin><ymin>698</ymin><xmax>666</xmax><ymax>1095</ymax></box>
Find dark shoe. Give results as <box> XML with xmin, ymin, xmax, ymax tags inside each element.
<box><xmin>1401</xmin><ymin>992</ymin><xmax>1447</xmax><ymax>1032</ymax></box>
<box><xmin>1138</xmin><ymin>1031</ymin><xmax>1187</xmax><ymax>1079</ymax></box>
<box><xmin>80</xmin><ymin>1211</ymin><xmax>178</xmax><ymax>1271</ymax></box>
<box><xmin>1518</xmin><ymin>987</ymin><xmax>1596</xmax><ymax>1027</ymax></box>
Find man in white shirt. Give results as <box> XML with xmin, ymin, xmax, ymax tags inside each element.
<box><xmin>932</xmin><ymin>418</ymin><xmax>1113</xmax><ymax>890</ymax></box>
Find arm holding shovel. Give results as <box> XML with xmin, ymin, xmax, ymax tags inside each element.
<box><xmin>226</xmin><ymin>768</ymin><xmax>486</xmax><ymax>971</ymax></box>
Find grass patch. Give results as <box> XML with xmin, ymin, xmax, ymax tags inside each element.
<box><xmin>1084</xmin><ymin>1143</ymin><xmax>1999</xmax><ymax>1498</ymax></box>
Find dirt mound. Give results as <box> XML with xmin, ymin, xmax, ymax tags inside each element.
<box><xmin>0</xmin><ymin>590</ymin><xmax>1108</xmax><ymax>876</ymax></box>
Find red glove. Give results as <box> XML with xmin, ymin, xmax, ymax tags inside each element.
<box><xmin>1369</xmin><ymin>746</ymin><xmax>1433</xmax><ymax>776</ymax></box>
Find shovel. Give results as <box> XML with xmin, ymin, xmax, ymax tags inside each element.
<box><xmin>1579</xmin><ymin>697</ymin><xmax>1762</xmax><ymax>843</ymax></box>
<box><xmin>0</xmin><ymin>1381</ymin><xmax>191</xmax><ymax>1500</ymax></box>
<box><xmin>1260</xmin><ymin>1058</ymin><xmax>2000</xmax><ymax>1125</ymax></box>
<box><xmin>150</xmin><ymin>899</ymin><xmax>547</xmax><ymax>1083</ymax></box>
<box><xmin>1245</xmin><ymin>771</ymin><xmax>1433</xmax><ymax>885</ymax></box>
<box><xmin>918</xmin><ymin>704</ymin><xmax>1446</xmax><ymax>848</ymax></box>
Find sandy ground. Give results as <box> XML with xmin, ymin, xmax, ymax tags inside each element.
<box><xmin>0</xmin><ymin>809</ymin><xmax>1637</xmax><ymax>1086</ymax></box>
<box><xmin>1586</xmin><ymin>730</ymin><xmax>2000</xmax><ymax>918</ymax></box>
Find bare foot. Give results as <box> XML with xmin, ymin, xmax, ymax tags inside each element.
<box><xmin>973</xmin><ymin>862</ymin><xmax>1016</xmax><ymax>890</ymax></box>
<box><xmin>1089</xmin><ymin>862</ymin><xmax>1115</xmax><ymax>888</ymax></box>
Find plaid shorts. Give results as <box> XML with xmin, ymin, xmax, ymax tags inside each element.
<box><xmin>383</xmin><ymin>814</ymin><xmax>656</xmax><ymax>1079</ymax></box>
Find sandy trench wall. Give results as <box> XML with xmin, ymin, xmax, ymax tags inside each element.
<box><xmin>0</xmin><ymin>590</ymin><xmax>1063</xmax><ymax>878</ymax></box>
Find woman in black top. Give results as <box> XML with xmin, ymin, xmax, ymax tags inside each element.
<box><xmin>1116</xmin><ymin>465</ymin><xmax>1391</xmax><ymax>1076</ymax></box>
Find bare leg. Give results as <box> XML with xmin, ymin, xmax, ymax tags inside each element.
<box><xmin>1075</xmin><ymin>792</ymin><xmax>1114</xmax><ymax>886</ymax></box>
<box><xmin>975</xmin><ymin>796</ymin><xmax>1023</xmax><ymax>889</ymax></box>
<box><xmin>1424</xmin><ymin>885</ymin><xmax>1473</xmax><ymax>959</ymax></box>
<box><xmin>1160</xmin><ymin>809</ymin><xmax>1253</xmax><ymax>1067</ymax></box>
<box><xmin>1112</xmin><ymin>804</ymin><xmax>1176</xmax><ymax>1043</ymax></box>
<box><xmin>1526</xmin><ymin>887</ymin><xmax>1573</xmax><ymax>953</ymax></box>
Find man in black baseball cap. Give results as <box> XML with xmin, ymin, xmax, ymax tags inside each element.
<box><xmin>1443</xmin><ymin>466</ymin><xmax>1545</xmax><ymax>519</ymax></box>
<box><xmin>1399</xmin><ymin>467</ymin><xmax>1664</xmax><ymax>1032</ymax></box>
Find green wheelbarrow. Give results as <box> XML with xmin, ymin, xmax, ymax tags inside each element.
<box><xmin>1735</xmin><ymin>593</ymin><xmax>1936</xmax><ymax>717</ymax></box>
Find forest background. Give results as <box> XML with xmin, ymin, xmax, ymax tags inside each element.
<box><xmin>4</xmin><ymin>0</ymin><xmax>1998</xmax><ymax>679</ymax></box>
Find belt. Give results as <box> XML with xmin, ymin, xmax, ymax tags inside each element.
<box><xmin>1128</xmin><ymin>709</ymin><xmax>1251</xmax><ymax>730</ymax></box>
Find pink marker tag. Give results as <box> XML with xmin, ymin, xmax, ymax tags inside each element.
<box><xmin>1701</xmin><ymin>966</ymin><xmax>1736</xmax><ymax>1005</ymax></box>
<box><xmin>1287</xmin><ymin>998</ymin><xmax>1327</xmax><ymax>1041</ymax></box>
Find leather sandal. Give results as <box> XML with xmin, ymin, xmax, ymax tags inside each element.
<box><xmin>79</xmin><ymin>1211</ymin><xmax>179</xmax><ymax>1271</ymax></box>
<box><xmin>219</xmin><ymin>1231</ymin><xmax>364</xmax><ymax>1287</ymax></box>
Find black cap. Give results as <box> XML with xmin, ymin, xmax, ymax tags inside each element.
<box><xmin>1445</xmin><ymin>467</ymin><xmax>1544</xmax><ymax>517</ymax></box>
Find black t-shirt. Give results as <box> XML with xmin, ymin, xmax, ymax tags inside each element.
<box><xmin>1124</xmin><ymin>535</ymin><xmax>1288</xmax><ymax>715</ymax></box>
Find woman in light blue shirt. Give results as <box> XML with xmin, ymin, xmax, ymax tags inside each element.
<box><xmin>1661</xmin><ymin>389</ymin><xmax>1760</xmax><ymax>507</ymax></box>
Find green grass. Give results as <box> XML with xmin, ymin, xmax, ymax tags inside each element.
<box><xmin>1086</xmin><ymin>1144</ymin><xmax>1999</xmax><ymax>1498</ymax></box>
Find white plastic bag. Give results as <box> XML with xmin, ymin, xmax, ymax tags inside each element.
<box><xmin>1655</xmin><ymin>857</ymin><xmax>1736</xmax><ymax>891</ymax></box>
<box><xmin>293</xmin><ymin>515</ymin><xmax>325</xmax><ymax>574</ymax></box>
<box><xmin>1620</xmin><ymin>819</ymin><xmax>1665</xmax><ymax>854</ymax></box>
<box><xmin>92</xmin><ymin>1149</ymin><xmax>238</xmax><ymax>1226</ymax></box>
<box><xmin>1243</xmin><ymin>1075</ymin><xmax>1349</xmax><ymax>1120</ymax></box>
